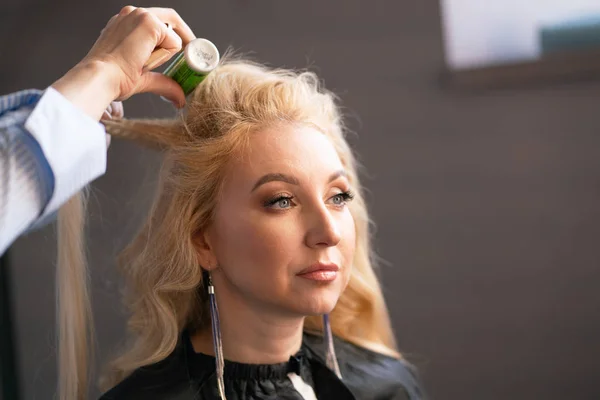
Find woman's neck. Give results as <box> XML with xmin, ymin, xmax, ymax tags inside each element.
<box><xmin>190</xmin><ymin>274</ymin><xmax>305</xmax><ymax>364</ymax></box>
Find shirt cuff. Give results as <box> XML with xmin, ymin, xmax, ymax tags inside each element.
<box><xmin>24</xmin><ymin>86</ymin><xmax>107</xmax><ymax>218</ymax></box>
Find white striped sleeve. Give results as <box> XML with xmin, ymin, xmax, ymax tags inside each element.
<box><xmin>24</xmin><ymin>87</ymin><xmax>107</xmax><ymax>218</ymax></box>
<box><xmin>0</xmin><ymin>87</ymin><xmax>107</xmax><ymax>255</ymax></box>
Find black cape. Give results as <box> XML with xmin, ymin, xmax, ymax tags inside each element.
<box><xmin>100</xmin><ymin>331</ymin><xmax>423</xmax><ymax>400</ymax></box>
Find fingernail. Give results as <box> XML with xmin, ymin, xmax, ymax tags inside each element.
<box><xmin>160</xmin><ymin>96</ymin><xmax>184</xmax><ymax>108</ymax></box>
<box><xmin>144</xmin><ymin>48</ymin><xmax>172</xmax><ymax>71</ymax></box>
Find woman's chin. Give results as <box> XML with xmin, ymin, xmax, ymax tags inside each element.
<box><xmin>296</xmin><ymin>291</ymin><xmax>340</xmax><ymax>316</ymax></box>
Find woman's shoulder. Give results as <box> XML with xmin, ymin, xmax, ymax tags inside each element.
<box><xmin>302</xmin><ymin>332</ymin><xmax>424</xmax><ymax>400</ymax></box>
<box><xmin>98</xmin><ymin>346</ymin><xmax>199</xmax><ymax>400</ymax></box>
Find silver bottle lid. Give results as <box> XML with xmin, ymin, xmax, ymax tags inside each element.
<box><xmin>185</xmin><ymin>38</ymin><xmax>220</xmax><ymax>74</ymax></box>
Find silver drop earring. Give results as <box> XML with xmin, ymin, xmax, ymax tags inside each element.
<box><xmin>323</xmin><ymin>314</ymin><xmax>342</xmax><ymax>379</ymax></box>
<box><xmin>208</xmin><ymin>272</ymin><xmax>227</xmax><ymax>399</ymax></box>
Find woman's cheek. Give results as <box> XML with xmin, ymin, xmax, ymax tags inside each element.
<box><xmin>236</xmin><ymin>220</ymin><xmax>295</xmax><ymax>271</ymax></box>
<box><xmin>343</xmin><ymin>215</ymin><xmax>356</xmax><ymax>288</ymax></box>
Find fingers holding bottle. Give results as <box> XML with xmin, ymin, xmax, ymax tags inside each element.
<box><xmin>82</xmin><ymin>6</ymin><xmax>195</xmax><ymax>103</ymax></box>
<box><xmin>51</xmin><ymin>6</ymin><xmax>195</xmax><ymax>120</ymax></box>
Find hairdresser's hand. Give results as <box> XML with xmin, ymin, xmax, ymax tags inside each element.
<box><xmin>51</xmin><ymin>6</ymin><xmax>196</xmax><ymax>121</ymax></box>
<box><xmin>83</xmin><ymin>6</ymin><xmax>196</xmax><ymax>104</ymax></box>
<box><xmin>102</xmin><ymin>101</ymin><xmax>124</xmax><ymax>121</ymax></box>
<box><xmin>100</xmin><ymin>101</ymin><xmax>124</xmax><ymax>148</ymax></box>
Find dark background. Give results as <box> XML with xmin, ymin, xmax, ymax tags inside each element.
<box><xmin>2</xmin><ymin>1</ymin><xmax>600</xmax><ymax>399</ymax></box>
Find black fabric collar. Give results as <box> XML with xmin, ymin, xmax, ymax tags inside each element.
<box><xmin>182</xmin><ymin>330</ymin><xmax>313</xmax><ymax>384</ymax></box>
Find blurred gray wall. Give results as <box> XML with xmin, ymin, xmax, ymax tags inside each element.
<box><xmin>2</xmin><ymin>1</ymin><xmax>600</xmax><ymax>399</ymax></box>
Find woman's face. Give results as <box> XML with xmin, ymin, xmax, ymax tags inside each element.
<box><xmin>202</xmin><ymin>124</ymin><xmax>356</xmax><ymax>317</ymax></box>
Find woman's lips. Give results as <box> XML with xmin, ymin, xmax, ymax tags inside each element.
<box><xmin>297</xmin><ymin>262</ymin><xmax>339</xmax><ymax>282</ymax></box>
<box><xmin>297</xmin><ymin>270</ymin><xmax>338</xmax><ymax>281</ymax></box>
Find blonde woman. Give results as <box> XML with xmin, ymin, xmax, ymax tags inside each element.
<box><xmin>52</xmin><ymin>6</ymin><xmax>424</xmax><ymax>400</ymax></box>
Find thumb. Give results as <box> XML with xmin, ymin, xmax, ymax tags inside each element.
<box><xmin>137</xmin><ymin>71</ymin><xmax>186</xmax><ymax>108</ymax></box>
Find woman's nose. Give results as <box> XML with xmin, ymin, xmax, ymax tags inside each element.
<box><xmin>304</xmin><ymin>205</ymin><xmax>342</xmax><ymax>248</ymax></box>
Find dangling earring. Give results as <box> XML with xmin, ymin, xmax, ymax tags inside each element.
<box><xmin>322</xmin><ymin>314</ymin><xmax>342</xmax><ymax>379</ymax></box>
<box><xmin>207</xmin><ymin>272</ymin><xmax>227</xmax><ymax>399</ymax></box>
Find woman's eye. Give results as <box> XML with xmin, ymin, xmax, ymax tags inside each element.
<box><xmin>332</xmin><ymin>194</ymin><xmax>345</xmax><ymax>205</ymax></box>
<box><xmin>275</xmin><ymin>198</ymin><xmax>292</xmax><ymax>208</ymax></box>
<box><xmin>265</xmin><ymin>196</ymin><xmax>294</xmax><ymax>209</ymax></box>
<box><xmin>329</xmin><ymin>191</ymin><xmax>355</xmax><ymax>206</ymax></box>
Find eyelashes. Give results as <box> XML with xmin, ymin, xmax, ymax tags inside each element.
<box><xmin>332</xmin><ymin>190</ymin><xmax>355</xmax><ymax>205</ymax></box>
<box><xmin>264</xmin><ymin>194</ymin><xmax>294</xmax><ymax>209</ymax></box>
<box><xmin>264</xmin><ymin>190</ymin><xmax>356</xmax><ymax>209</ymax></box>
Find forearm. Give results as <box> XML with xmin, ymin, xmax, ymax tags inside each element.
<box><xmin>0</xmin><ymin>112</ymin><xmax>51</xmax><ymax>255</ymax></box>
<box><xmin>51</xmin><ymin>60</ymin><xmax>119</xmax><ymax>121</ymax></box>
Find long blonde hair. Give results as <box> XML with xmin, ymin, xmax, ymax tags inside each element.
<box><xmin>56</xmin><ymin>57</ymin><xmax>398</xmax><ymax>399</ymax></box>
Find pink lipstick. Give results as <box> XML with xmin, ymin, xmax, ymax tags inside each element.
<box><xmin>297</xmin><ymin>262</ymin><xmax>339</xmax><ymax>282</ymax></box>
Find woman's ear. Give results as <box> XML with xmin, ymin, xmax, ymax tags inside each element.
<box><xmin>192</xmin><ymin>228</ymin><xmax>218</xmax><ymax>271</ymax></box>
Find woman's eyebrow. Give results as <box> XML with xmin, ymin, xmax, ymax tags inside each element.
<box><xmin>328</xmin><ymin>170</ymin><xmax>347</xmax><ymax>183</ymax></box>
<box><xmin>251</xmin><ymin>170</ymin><xmax>347</xmax><ymax>193</ymax></box>
<box><xmin>251</xmin><ymin>173</ymin><xmax>299</xmax><ymax>192</ymax></box>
